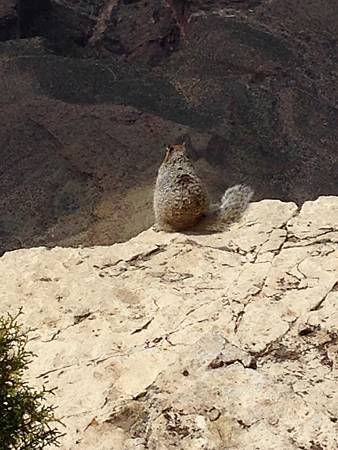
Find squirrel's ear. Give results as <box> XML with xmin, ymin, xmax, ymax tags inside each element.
<box><xmin>164</xmin><ymin>145</ymin><xmax>174</xmax><ymax>162</ymax></box>
<box><xmin>182</xmin><ymin>141</ymin><xmax>186</xmax><ymax>148</ymax></box>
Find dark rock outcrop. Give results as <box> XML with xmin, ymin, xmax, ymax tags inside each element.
<box><xmin>0</xmin><ymin>0</ymin><xmax>18</xmax><ymax>40</ymax></box>
<box><xmin>0</xmin><ymin>1</ymin><xmax>337</xmax><ymax>252</ymax></box>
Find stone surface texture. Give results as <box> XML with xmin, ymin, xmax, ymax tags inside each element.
<box><xmin>1</xmin><ymin>197</ymin><xmax>338</xmax><ymax>449</ymax></box>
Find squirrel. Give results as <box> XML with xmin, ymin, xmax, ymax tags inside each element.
<box><xmin>153</xmin><ymin>142</ymin><xmax>253</xmax><ymax>232</ymax></box>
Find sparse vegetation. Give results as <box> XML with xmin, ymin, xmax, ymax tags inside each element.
<box><xmin>0</xmin><ymin>309</ymin><xmax>64</xmax><ymax>449</ymax></box>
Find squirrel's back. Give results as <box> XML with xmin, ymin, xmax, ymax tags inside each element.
<box><xmin>153</xmin><ymin>143</ymin><xmax>253</xmax><ymax>232</ymax></box>
<box><xmin>154</xmin><ymin>143</ymin><xmax>209</xmax><ymax>231</ymax></box>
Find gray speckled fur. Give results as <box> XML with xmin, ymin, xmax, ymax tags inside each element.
<box><xmin>154</xmin><ymin>144</ymin><xmax>209</xmax><ymax>231</ymax></box>
<box><xmin>153</xmin><ymin>144</ymin><xmax>253</xmax><ymax>232</ymax></box>
<box><xmin>219</xmin><ymin>184</ymin><xmax>254</xmax><ymax>222</ymax></box>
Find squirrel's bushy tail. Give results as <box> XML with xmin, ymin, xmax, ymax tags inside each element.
<box><xmin>219</xmin><ymin>184</ymin><xmax>254</xmax><ymax>223</ymax></box>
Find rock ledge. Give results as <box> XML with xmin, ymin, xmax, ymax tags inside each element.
<box><xmin>1</xmin><ymin>197</ymin><xmax>338</xmax><ymax>449</ymax></box>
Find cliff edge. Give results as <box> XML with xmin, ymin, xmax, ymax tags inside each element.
<box><xmin>1</xmin><ymin>197</ymin><xmax>338</xmax><ymax>449</ymax></box>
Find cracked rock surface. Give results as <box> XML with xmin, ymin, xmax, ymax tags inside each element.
<box><xmin>1</xmin><ymin>197</ymin><xmax>338</xmax><ymax>449</ymax></box>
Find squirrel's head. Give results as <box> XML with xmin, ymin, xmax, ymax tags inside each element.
<box><xmin>163</xmin><ymin>142</ymin><xmax>188</xmax><ymax>164</ymax></box>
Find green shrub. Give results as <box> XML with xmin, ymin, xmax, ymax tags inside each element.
<box><xmin>0</xmin><ymin>310</ymin><xmax>64</xmax><ymax>449</ymax></box>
